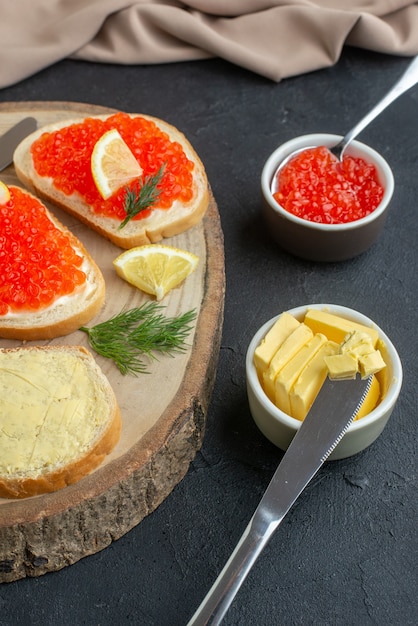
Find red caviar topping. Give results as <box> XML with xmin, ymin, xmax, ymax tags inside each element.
<box><xmin>0</xmin><ymin>187</ymin><xmax>86</xmax><ymax>315</ymax></box>
<box><xmin>274</xmin><ymin>146</ymin><xmax>384</xmax><ymax>224</ymax></box>
<box><xmin>31</xmin><ymin>113</ymin><xmax>195</xmax><ymax>221</ymax></box>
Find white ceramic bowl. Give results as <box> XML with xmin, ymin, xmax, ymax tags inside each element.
<box><xmin>246</xmin><ymin>304</ymin><xmax>402</xmax><ymax>460</ymax></box>
<box><xmin>261</xmin><ymin>134</ymin><xmax>394</xmax><ymax>262</ymax></box>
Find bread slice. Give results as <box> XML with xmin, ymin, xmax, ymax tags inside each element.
<box><xmin>0</xmin><ymin>345</ymin><xmax>121</xmax><ymax>499</ymax></box>
<box><xmin>13</xmin><ymin>113</ymin><xmax>210</xmax><ymax>249</ymax></box>
<box><xmin>0</xmin><ymin>185</ymin><xmax>105</xmax><ymax>341</ymax></box>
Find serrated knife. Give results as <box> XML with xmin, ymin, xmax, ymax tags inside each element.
<box><xmin>187</xmin><ymin>375</ymin><xmax>372</xmax><ymax>626</ymax></box>
<box><xmin>0</xmin><ymin>117</ymin><xmax>37</xmax><ymax>171</ymax></box>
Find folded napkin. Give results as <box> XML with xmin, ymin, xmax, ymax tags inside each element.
<box><xmin>1</xmin><ymin>0</ymin><xmax>418</xmax><ymax>89</ymax></box>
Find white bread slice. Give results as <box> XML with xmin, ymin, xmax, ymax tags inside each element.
<box><xmin>0</xmin><ymin>185</ymin><xmax>105</xmax><ymax>341</ymax></box>
<box><xmin>13</xmin><ymin>113</ymin><xmax>210</xmax><ymax>249</ymax></box>
<box><xmin>0</xmin><ymin>345</ymin><xmax>121</xmax><ymax>499</ymax></box>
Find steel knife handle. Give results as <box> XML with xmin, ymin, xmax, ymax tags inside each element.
<box><xmin>186</xmin><ymin>514</ymin><xmax>277</xmax><ymax>626</ymax></box>
<box><xmin>187</xmin><ymin>376</ymin><xmax>372</xmax><ymax>625</ymax></box>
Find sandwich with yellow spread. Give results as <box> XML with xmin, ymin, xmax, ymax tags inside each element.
<box><xmin>0</xmin><ymin>345</ymin><xmax>121</xmax><ymax>499</ymax></box>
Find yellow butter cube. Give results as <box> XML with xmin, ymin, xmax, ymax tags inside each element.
<box><xmin>262</xmin><ymin>323</ymin><xmax>313</xmax><ymax>401</ymax></box>
<box><xmin>323</xmin><ymin>353</ymin><xmax>358</xmax><ymax>380</ymax></box>
<box><xmin>254</xmin><ymin>312</ymin><xmax>300</xmax><ymax>374</ymax></box>
<box><xmin>289</xmin><ymin>341</ymin><xmax>339</xmax><ymax>421</ymax></box>
<box><xmin>274</xmin><ymin>333</ymin><xmax>327</xmax><ymax>414</ymax></box>
<box><xmin>358</xmin><ymin>350</ymin><xmax>386</xmax><ymax>379</ymax></box>
<box><xmin>304</xmin><ymin>309</ymin><xmax>379</xmax><ymax>347</ymax></box>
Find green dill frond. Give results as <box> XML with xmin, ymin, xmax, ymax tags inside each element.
<box><xmin>119</xmin><ymin>164</ymin><xmax>166</xmax><ymax>229</ymax></box>
<box><xmin>80</xmin><ymin>304</ymin><xmax>197</xmax><ymax>375</ymax></box>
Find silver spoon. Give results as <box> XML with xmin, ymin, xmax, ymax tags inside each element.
<box><xmin>331</xmin><ymin>54</ymin><xmax>418</xmax><ymax>160</ymax></box>
<box><xmin>271</xmin><ymin>54</ymin><xmax>418</xmax><ymax>192</ymax></box>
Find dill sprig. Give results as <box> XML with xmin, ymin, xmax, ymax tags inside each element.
<box><xmin>80</xmin><ymin>303</ymin><xmax>197</xmax><ymax>376</ymax></box>
<box><xmin>119</xmin><ymin>164</ymin><xmax>166</xmax><ymax>230</ymax></box>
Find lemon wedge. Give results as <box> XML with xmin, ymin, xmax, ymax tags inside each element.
<box><xmin>0</xmin><ymin>181</ymin><xmax>11</xmax><ymax>205</ymax></box>
<box><xmin>91</xmin><ymin>129</ymin><xmax>143</xmax><ymax>200</ymax></box>
<box><xmin>113</xmin><ymin>244</ymin><xmax>199</xmax><ymax>301</ymax></box>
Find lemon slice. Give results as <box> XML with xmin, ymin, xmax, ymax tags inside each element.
<box><xmin>91</xmin><ymin>129</ymin><xmax>143</xmax><ymax>200</ymax></box>
<box><xmin>0</xmin><ymin>181</ymin><xmax>10</xmax><ymax>205</ymax></box>
<box><xmin>113</xmin><ymin>244</ymin><xmax>199</xmax><ymax>301</ymax></box>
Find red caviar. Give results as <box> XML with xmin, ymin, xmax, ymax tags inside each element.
<box><xmin>274</xmin><ymin>146</ymin><xmax>384</xmax><ymax>224</ymax></box>
<box><xmin>31</xmin><ymin>113</ymin><xmax>195</xmax><ymax>222</ymax></box>
<box><xmin>0</xmin><ymin>187</ymin><xmax>86</xmax><ymax>315</ymax></box>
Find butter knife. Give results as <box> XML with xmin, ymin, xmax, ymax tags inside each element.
<box><xmin>0</xmin><ymin>117</ymin><xmax>37</xmax><ymax>171</ymax></box>
<box><xmin>187</xmin><ymin>375</ymin><xmax>372</xmax><ymax>626</ymax></box>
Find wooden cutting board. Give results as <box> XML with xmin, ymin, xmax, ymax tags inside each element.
<box><xmin>0</xmin><ymin>102</ymin><xmax>225</xmax><ymax>583</ymax></box>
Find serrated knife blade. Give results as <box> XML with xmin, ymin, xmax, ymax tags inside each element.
<box><xmin>187</xmin><ymin>375</ymin><xmax>373</xmax><ymax>626</ymax></box>
<box><xmin>0</xmin><ymin>117</ymin><xmax>37</xmax><ymax>171</ymax></box>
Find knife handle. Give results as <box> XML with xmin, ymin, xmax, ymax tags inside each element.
<box><xmin>187</xmin><ymin>376</ymin><xmax>372</xmax><ymax>625</ymax></box>
<box><xmin>186</xmin><ymin>514</ymin><xmax>278</xmax><ymax>626</ymax></box>
<box><xmin>0</xmin><ymin>117</ymin><xmax>37</xmax><ymax>171</ymax></box>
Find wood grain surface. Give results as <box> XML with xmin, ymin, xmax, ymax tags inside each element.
<box><xmin>0</xmin><ymin>102</ymin><xmax>225</xmax><ymax>582</ymax></box>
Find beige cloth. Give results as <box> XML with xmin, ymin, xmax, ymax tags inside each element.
<box><xmin>1</xmin><ymin>1</ymin><xmax>418</xmax><ymax>89</ymax></box>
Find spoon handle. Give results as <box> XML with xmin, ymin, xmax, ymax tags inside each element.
<box><xmin>335</xmin><ymin>55</ymin><xmax>418</xmax><ymax>157</ymax></box>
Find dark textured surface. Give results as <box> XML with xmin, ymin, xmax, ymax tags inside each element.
<box><xmin>0</xmin><ymin>49</ymin><xmax>417</xmax><ymax>625</ymax></box>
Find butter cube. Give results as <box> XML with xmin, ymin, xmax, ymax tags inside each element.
<box><xmin>304</xmin><ymin>309</ymin><xmax>379</xmax><ymax>347</ymax></box>
<box><xmin>262</xmin><ymin>323</ymin><xmax>313</xmax><ymax>401</ymax></box>
<box><xmin>358</xmin><ymin>350</ymin><xmax>386</xmax><ymax>379</ymax></box>
<box><xmin>289</xmin><ymin>341</ymin><xmax>339</xmax><ymax>421</ymax></box>
<box><xmin>274</xmin><ymin>333</ymin><xmax>327</xmax><ymax>414</ymax></box>
<box><xmin>254</xmin><ymin>312</ymin><xmax>300</xmax><ymax>374</ymax></box>
<box><xmin>339</xmin><ymin>330</ymin><xmax>386</xmax><ymax>378</ymax></box>
<box><xmin>340</xmin><ymin>330</ymin><xmax>375</xmax><ymax>358</ymax></box>
<box><xmin>323</xmin><ymin>353</ymin><xmax>358</xmax><ymax>380</ymax></box>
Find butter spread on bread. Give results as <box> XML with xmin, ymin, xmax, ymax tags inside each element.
<box><xmin>0</xmin><ymin>185</ymin><xmax>105</xmax><ymax>340</ymax></box>
<box><xmin>13</xmin><ymin>113</ymin><xmax>210</xmax><ymax>249</ymax></box>
<box><xmin>0</xmin><ymin>345</ymin><xmax>121</xmax><ymax>499</ymax></box>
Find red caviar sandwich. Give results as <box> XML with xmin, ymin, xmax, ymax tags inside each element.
<box><xmin>0</xmin><ymin>183</ymin><xmax>105</xmax><ymax>340</ymax></box>
<box><xmin>13</xmin><ymin>112</ymin><xmax>209</xmax><ymax>249</ymax></box>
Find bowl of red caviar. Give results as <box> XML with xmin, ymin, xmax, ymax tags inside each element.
<box><xmin>261</xmin><ymin>134</ymin><xmax>394</xmax><ymax>262</ymax></box>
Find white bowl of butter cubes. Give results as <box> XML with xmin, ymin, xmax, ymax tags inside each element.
<box><xmin>246</xmin><ymin>304</ymin><xmax>402</xmax><ymax>460</ymax></box>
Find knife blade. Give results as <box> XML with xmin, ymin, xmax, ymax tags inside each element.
<box><xmin>187</xmin><ymin>375</ymin><xmax>372</xmax><ymax>626</ymax></box>
<box><xmin>0</xmin><ymin>117</ymin><xmax>37</xmax><ymax>171</ymax></box>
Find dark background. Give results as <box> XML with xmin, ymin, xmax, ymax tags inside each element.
<box><xmin>0</xmin><ymin>47</ymin><xmax>417</xmax><ymax>625</ymax></box>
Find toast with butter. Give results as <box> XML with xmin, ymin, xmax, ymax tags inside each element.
<box><xmin>13</xmin><ymin>112</ymin><xmax>209</xmax><ymax>249</ymax></box>
<box><xmin>0</xmin><ymin>185</ymin><xmax>105</xmax><ymax>340</ymax></box>
<box><xmin>0</xmin><ymin>345</ymin><xmax>121</xmax><ymax>499</ymax></box>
